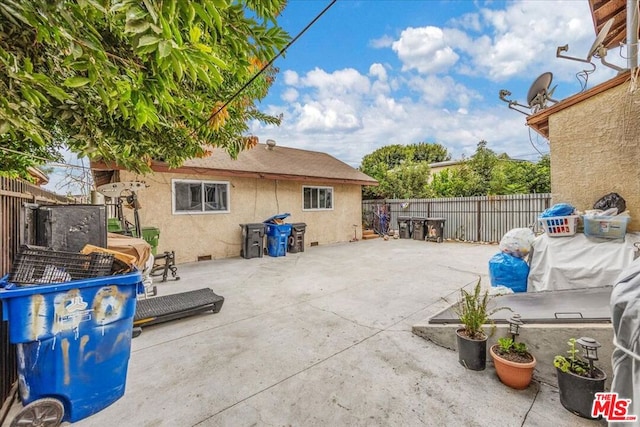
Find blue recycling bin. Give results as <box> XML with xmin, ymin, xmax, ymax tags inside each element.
<box><xmin>0</xmin><ymin>270</ymin><xmax>143</xmax><ymax>423</ymax></box>
<box><xmin>264</xmin><ymin>213</ymin><xmax>292</xmax><ymax>257</ymax></box>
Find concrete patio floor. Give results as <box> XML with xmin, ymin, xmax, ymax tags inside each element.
<box><xmin>13</xmin><ymin>238</ymin><xmax>606</xmax><ymax>426</ymax></box>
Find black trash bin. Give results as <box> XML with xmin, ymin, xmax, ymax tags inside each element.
<box><xmin>426</xmin><ymin>217</ymin><xmax>446</xmax><ymax>243</ymax></box>
<box><xmin>288</xmin><ymin>223</ymin><xmax>307</xmax><ymax>253</ymax></box>
<box><xmin>239</xmin><ymin>223</ymin><xmax>266</xmax><ymax>259</ymax></box>
<box><xmin>411</xmin><ymin>217</ymin><xmax>427</xmax><ymax>241</ymax></box>
<box><xmin>398</xmin><ymin>216</ymin><xmax>412</xmax><ymax>239</ymax></box>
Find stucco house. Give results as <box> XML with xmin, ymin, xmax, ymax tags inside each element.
<box><xmin>91</xmin><ymin>141</ymin><xmax>377</xmax><ymax>263</ymax></box>
<box><xmin>527</xmin><ymin>0</ymin><xmax>640</xmax><ymax>232</ymax></box>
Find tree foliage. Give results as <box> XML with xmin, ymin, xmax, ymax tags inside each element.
<box><xmin>377</xmin><ymin>160</ymin><xmax>432</xmax><ymax>199</ymax></box>
<box><xmin>362</xmin><ymin>140</ymin><xmax>550</xmax><ymax>199</ymax></box>
<box><xmin>0</xmin><ymin>0</ymin><xmax>290</xmax><ymax>179</ymax></box>
<box><xmin>360</xmin><ymin>142</ymin><xmax>450</xmax><ymax>198</ymax></box>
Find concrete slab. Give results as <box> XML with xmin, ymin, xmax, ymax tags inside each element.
<box><xmin>5</xmin><ymin>239</ymin><xmax>606</xmax><ymax>426</ymax></box>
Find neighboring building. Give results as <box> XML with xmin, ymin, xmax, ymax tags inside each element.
<box><xmin>27</xmin><ymin>167</ymin><xmax>49</xmax><ymax>186</ymax></box>
<box><xmin>91</xmin><ymin>142</ymin><xmax>377</xmax><ymax>263</ymax></box>
<box><xmin>427</xmin><ymin>160</ymin><xmax>465</xmax><ymax>179</ymax></box>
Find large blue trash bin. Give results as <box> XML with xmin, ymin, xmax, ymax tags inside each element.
<box><xmin>0</xmin><ymin>271</ymin><xmax>143</xmax><ymax>423</ymax></box>
<box><xmin>264</xmin><ymin>213</ymin><xmax>292</xmax><ymax>257</ymax></box>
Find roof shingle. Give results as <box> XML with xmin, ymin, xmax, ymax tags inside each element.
<box><xmin>179</xmin><ymin>143</ymin><xmax>377</xmax><ymax>185</ymax></box>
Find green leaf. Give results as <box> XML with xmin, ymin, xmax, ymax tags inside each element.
<box><xmin>189</xmin><ymin>26</ymin><xmax>202</xmax><ymax>43</ymax></box>
<box><xmin>64</xmin><ymin>77</ymin><xmax>91</xmax><ymax>88</ymax></box>
<box><xmin>194</xmin><ymin>42</ymin><xmax>212</xmax><ymax>53</ymax></box>
<box><xmin>138</xmin><ymin>35</ymin><xmax>160</xmax><ymax>48</ymax></box>
<box><xmin>171</xmin><ymin>54</ymin><xmax>183</xmax><ymax>80</ymax></box>
<box><xmin>125</xmin><ymin>19</ymin><xmax>151</xmax><ymax>34</ymax></box>
<box><xmin>158</xmin><ymin>40</ymin><xmax>172</xmax><ymax>58</ymax></box>
<box><xmin>142</xmin><ymin>0</ymin><xmax>158</xmax><ymax>23</ymax></box>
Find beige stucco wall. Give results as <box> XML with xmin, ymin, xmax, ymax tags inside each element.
<box><xmin>549</xmin><ymin>80</ymin><xmax>640</xmax><ymax>232</ymax></box>
<box><xmin>118</xmin><ymin>170</ymin><xmax>363</xmax><ymax>263</ymax></box>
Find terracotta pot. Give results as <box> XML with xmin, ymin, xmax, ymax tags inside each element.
<box><xmin>489</xmin><ymin>345</ymin><xmax>536</xmax><ymax>389</ymax></box>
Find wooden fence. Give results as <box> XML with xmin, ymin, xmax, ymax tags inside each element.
<box><xmin>363</xmin><ymin>194</ymin><xmax>552</xmax><ymax>242</ymax></box>
<box><xmin>0</xmin><ymin>177</ymin><xmax>70</xmax><ymax>422</ymax></box>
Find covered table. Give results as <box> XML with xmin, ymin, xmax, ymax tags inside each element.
<box><xmin>527</xmin><ymin>233</ymin><xmax>639</xmax><ymax>292</ymax></box>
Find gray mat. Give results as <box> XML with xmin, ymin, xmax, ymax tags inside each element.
<box><xmin>135</xmin><ymin>288</ymin><xmax>224</xmax><ymax>327</ymax></box>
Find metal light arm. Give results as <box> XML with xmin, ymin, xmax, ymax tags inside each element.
<box><xmin>594</xmin><ymin>46</ymin><xmax>626</xmax><ymax>73</ymax></box>
<box><xmin>499</xmin><ymin>89</ymin><xmax>530</xmax><ymax>116</ymax></box>
<box><xmin>556</xmin><ymin>44</ymin><xmax>595</xmax><ymax>64</ymax></box>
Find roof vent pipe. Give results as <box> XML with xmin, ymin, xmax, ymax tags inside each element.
<box><xmin>628</xmin><ymin>0</ymin><xmax>638</xmax><ymax>69</ymax></box>
<box><xmin>266</xmin><ymin>139</ymin><xmax>276</xmax><ymax>150</ymax></box>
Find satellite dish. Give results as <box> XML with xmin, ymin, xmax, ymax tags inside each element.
<box><xmin>556</xmin><ymin>17</ymin><xmax>625</xmax><ymax>74</ymax></box>
<box><xmin>499</xmin><ymin>72</ymin><xmax>558</xmax><ymax>115</ymax></box>
<box><xmin>587</xmin><ymin>17</ymin><xmax>614</xmax><ymax>61</ymax></box>
<box><xmin>526</xmin><ymin>72</ymin><xmax>555</xmax><ymax>107</ymax></box>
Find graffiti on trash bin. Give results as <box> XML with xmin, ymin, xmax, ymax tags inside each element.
<box><xmin>92</xmin><ymin>286</ymin><xmax>126</xmax><ymax>325</ymax></box>
<box><xmin>54</xmin><ymin>290</ymin><xmax>93</xmax><ymax>335</ymax></box>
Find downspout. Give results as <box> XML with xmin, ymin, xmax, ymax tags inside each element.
<box><xmin>628</xmin><ymin>0</ymin><xmax>638</xmax><ymax>69</ymax></box>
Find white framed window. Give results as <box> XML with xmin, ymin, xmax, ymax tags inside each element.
<box><xmin>303</xmin><ymin>186</ymin><xmax>333</xmax><ymax>210</ymax></box>
<box><xmin>172</xmin><ymin>179</ymin><xmax>229</xmax><ymax>214</ymax></box>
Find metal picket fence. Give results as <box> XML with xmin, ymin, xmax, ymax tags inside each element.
<box><xmin>363</xmin><ymin>194</ymin><xmax>552</xmax><ymax>242</ymax></box>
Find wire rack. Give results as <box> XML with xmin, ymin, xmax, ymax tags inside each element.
<box><xmin>9</xmin><ymin>247</ymin><xmax>114</xmax><ymax>286</ymax></box>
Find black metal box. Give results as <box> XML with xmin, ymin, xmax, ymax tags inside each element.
<box><xmin>36</xmin><ymin>205</ymin><xmax>107</xmax><ymax>252</ymax></box>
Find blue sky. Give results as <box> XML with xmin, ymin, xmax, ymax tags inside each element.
<box><xmin>44</xmin><ymin>0</ymin><xmax>626</xmax><ymax>194</ymax></box>
<box><xmin>249</xmin><ymin>0</ymin><xmax>626</xmax><ymax>167</ymax></box>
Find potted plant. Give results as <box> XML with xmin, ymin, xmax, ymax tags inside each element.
<box><xmin>454</xmin><ymin>279</ymin><xmax>507</xmax><ymax>371</ymax></box>
<box><xmin>554</xmin><ymin>337</ymin><xmax>606</xmax><ymax>419</ymax></box>
<box><xmin>489</xmin><ymin>314</ymin><xmax>536</xmax><ymax>389</ymax></box>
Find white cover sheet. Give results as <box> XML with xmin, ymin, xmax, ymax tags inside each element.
<box><xmin>527</xmin><ymin>232</ymin><xmax>639</xmax><ymax>292</ymax></box>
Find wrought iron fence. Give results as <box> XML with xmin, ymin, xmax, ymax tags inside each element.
<box><xmin>0</xmin><ymin>177</ymin><xmax>70</xmax><ymax>421</ymax></box>
<box><xmin>363</xmin><ymin>193</ymin><xmax>552</xmax><ymax>242</ymax></box>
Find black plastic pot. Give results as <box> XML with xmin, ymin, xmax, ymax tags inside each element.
<box><xmin>456</xmin><ymin>328</ymin><xmax>487</xmax><ymax>371</ymax></box>
<box><xmin>556</xmin><ymin>367</ymin><xmax>606</xmax><ymax>419</ymax></box>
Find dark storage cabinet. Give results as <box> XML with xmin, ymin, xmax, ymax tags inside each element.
<box><xmin>240</xmin><ymin>223</ymin><xmax>266</xmax><ymax>259</ymax></box>
<box><xmin>35</xmin><ymin>205</ymin><xmax>107</xmax><ymax>252</ymax></box>
<box><xmin>288</xmin><ymin>223</ymin><xmax>307</xmax><ymax>253</ymax></box>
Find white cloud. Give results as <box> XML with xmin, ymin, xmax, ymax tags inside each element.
<box><xmin>281</xmin><ymin>88</ymin><xmax>298</xmax><ymax>102</ymax></box>
<box><xmin>392</xmin><ymin>26</ymin><xmax>459</xmax><ymax>74</ymax></box>
<box><xmin>370</xmin><ymin>35</ymin><xmax>394</xmax><ymax>48</ymax></box>
<box><xmin>407</xmin><ymin>75</ymin><xmax>482</xmax><ymax>108</ymax></box>
<box><xmin>283</xmin><ymin>70</ymin><xmax>299</xmax><ymax>85</ymax></box>
<box><xmin>460</xmin><ymin>1</ymin><xmax>611</xmax><ymax>82</ymax></box>
<box><xmin>299</xmin><ymin>68</ymin><xmax>371</xmax><ymax>97</ymax></box>
<box><xmin>369</xmin><ymin>63</ymin><xmax>388</xmax><ymax>82</ymax></box>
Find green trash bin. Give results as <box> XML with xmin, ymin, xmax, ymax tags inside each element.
<box><xmin>107</xmin><ymin>218</ymin><xmax>123</xmax><ymax>233</ymax></box>
<box><xmin>141</xmin><ymin>227</ymin><xmax>160</xmax><ymax>256</ymax></box>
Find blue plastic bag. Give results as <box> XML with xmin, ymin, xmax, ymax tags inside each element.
<box><xmin>539</xmin><ymin>203</ymin><xmax>575</xmax><ymax>218</ymax></box>
<box><xmin>488</xmin><ymin>252</ymin><xmax>529</xmax><ymax>293</ymax></box>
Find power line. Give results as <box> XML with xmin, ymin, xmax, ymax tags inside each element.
<box><xmin>0</xmin><ymin>146</ymin><xmax>91</xmax><ymax>171</ymax></box>
<box><xmin>189</xmin><ymin>0</ymin><xmax>338</xmax><ymax>137</ymax></box>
